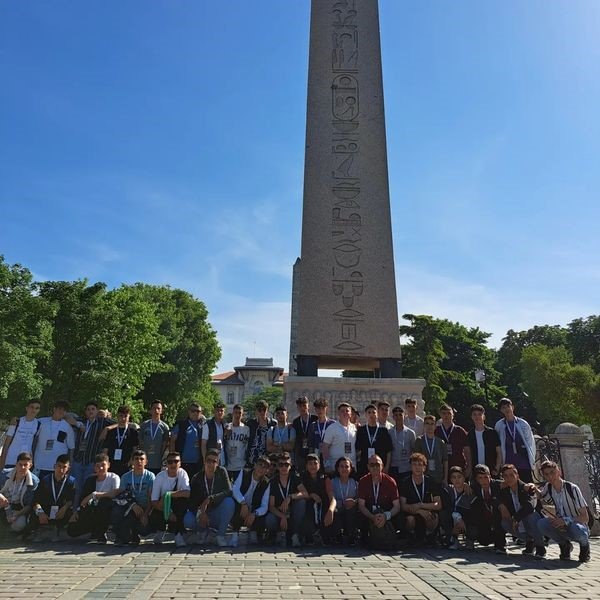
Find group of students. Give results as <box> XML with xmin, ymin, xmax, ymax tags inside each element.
<box><xmin>0</xmin><ymin>395</ymin><xmax>592</xmax><ymax>562</ymax></box>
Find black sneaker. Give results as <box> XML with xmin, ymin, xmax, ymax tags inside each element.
<box><xmin>534</xmin><ymin>546</ymin><xmax>546</xmax><ymax>560</ymax></box>
<box><xmin>559</xmin><ymin>542</ymin><xmax>572</xmax><ymax>561</ymax></box>
<box><xmin>578</xmin><ymin>544</ymin><xmax>591</xmax><ymax>563</ymax></box>
<box><xmin>522</xmin><ymin>541</ymin><xmax>535</xmax><ymax>555</ymax></box>
<box><xmin>95</xmin><ymin>534</ymin><xmax>108</xmax><ymax>544</ymax></box>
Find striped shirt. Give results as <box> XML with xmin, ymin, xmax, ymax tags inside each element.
<box><xmin>540</xmin><ymin>479</ymin><xmax>587</xmax><ymax>519</ymax></box>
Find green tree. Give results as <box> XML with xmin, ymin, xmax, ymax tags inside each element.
<box><xmin>125</xmin><ymin>284</ymin><xmax>221</xmax><ymax>422</ymax></box>
<box><xmin>37</xmin><ymin>280</ymin><xmax>166</xmax><ymax>421</ymax></box>
<box><xmin>242</xmin><ymin>387</ymin><xmax>283</xmax><ymax>419</ymax></box>
<box><xmin>400</xmin><ymin>314</ymin><xmax>504</xmax><ymax>424</ymax></box>
<box><xmin>496</xmin><ymin>325</ymin><xmax>568</xmax><ymax>400</ymax></box>
<box><xmin>567</xmin><ymin>316</ymin><xmax>600</xmax><ymax>373</ymax></box>
<box><xmin>520</xmin><ymin>344</ymin><xmax>599</xmax><ymax>433</ymax></box>
<box><xmin>0</xmin><ymin>256</ymin><xmax>54</xmax><ymax>418</ymax></box>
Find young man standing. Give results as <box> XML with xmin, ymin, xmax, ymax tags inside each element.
<box><xmin>170</xmin><ymin>403</ymin><xmax>205</xmax><ymax>479</ymax></box>
<box><xmin>0</xmin><ymin>452</ymin><xmax>39</xmax><ymax>533</ymax></box>
<box><xmin>389</xmin><ymin>406</ymin><xmax>416</xmax><ymax>488</ymax></box>
<box><xmin>495</xmin><ymin>398</ymin><xmax>536</xmax><ymax>483</ymax></box>
<box><xmin>111</xmin><ymin>449</ymin><xmax>155</xmax><ymax>546</ymax></box>
<box><xmin>34</xmin><ymin>401</ymin><xmax>76</xmax><ymax>479</ymax></box>
<box><xmin>266</xmin><ymin>406</ymin><xmax>296</xmax><ymax>457</ymax></box>
<box><xmin>291</xmin><ymin>396</ymin><xmax>317</xmax><ymax>472</ymax></box>
<box><xmin>536</xmin><ymin>460</ymin><xmax>591</xmax><ymax>562</ymax></box>
<box><xmin>150</xmin><ymin>451</ymin><xmax>190</xmax><ymax>548</ymax></box>
<box><xmin>139</xmin><ymin>400</ymin><xmax>170</xmax><ymax>475</ymax></box>
<box><xmin>201</xmin><ymin>402</ymin><xmax>227</xmax><ymax>465</ymax></box>
<box><xmin>322</xmin><ymin>403</ymin><xmax>357</xmax><ymax>474</ymax></box>
<box><xmin>414</xmin><ymin>415</ymin><xmax>448</xmax><ymax>485</ymax></box>
<box><xmin>376</xmin><ymin>401</ymin><xmax>394</xmax><ymax>430</ymax></box>
<box><xmin>224</xmin><ymin>404</ymin><xmax>250</xmax><ymax>482</ymax></box>
<box><xmin>498</xmin><ymin>464</ymin><xmax>545</xmax><ymax>558</ymax></box>
<box><xmin>29</xmin><ymin>454</ymin><xmax>76</xmax><ymax>540</ymax></box>
<box><xmin>404</xmin><ymin>398</ymin><xmax>424</xmax><ymax>436</ymax></box>
<box><xmin>0</xmin><ymin>400</ymin><xmax>41</xmax><ymax>487</ymax></box>
<box><xmin>69</xmin><ymin>401</ymin><xmax>113</xmax><ymax>503</ymax></box>
<box><xmin>466</xmin><ymin>404</ymin><xmax>501</xmax><ymax>479</ymax></box>
<box><xmin>246</xmin><ymin>400</ymin><xmax>277</xmax><ymax>467</ymax></box>
<box><xmin>102</xmin><ymin>406</ymin><xmax>139</xmax><ymax>477</ymax></box>
<box><xmin>355</xmin><ymin>404</ymin><xmax>392</xmax><ymax>477</ymax></box>
<box><xmin>435</xmin><ymin>404</ymin><xmax>468</xmax><ymax>478</ymax></box>
<box><xmin>308</xmin><ymin>398</ymin><xmax>335</xmax><ymax>459</ymax></box>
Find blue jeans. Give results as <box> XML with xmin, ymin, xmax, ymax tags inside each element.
<box><xmin>183</xmin><ymin>497</ymin><xmax>235</xmax><ymax>536</ymax></box>
<box><xmin>537</xmin><ymin>517</ymin><xmax>589</xmax><ymax>547</ymax></box>
<box><xmin>502</xmin><ymin>511</ymin><xmax>544</xmax><ymax>546</ymax></box>
<box><xmin>265</xmin><ymin>499</ymin><xmax>306</xmax><ymax>538</ymax></box>
<box><xmin>70</xmin><ymin>461</ymin><xmax>95</xmax><ymax>506</ymax></box>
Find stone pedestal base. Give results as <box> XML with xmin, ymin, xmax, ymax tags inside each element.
<box><xmin>284</xmin><ymin>376</ymin><xmax>426</xmax><ymax>417</ymax></box>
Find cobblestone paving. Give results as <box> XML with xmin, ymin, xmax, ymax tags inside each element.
<box><xmin>0</xmin><ymin>538</ymin><xmax>598</xmax><ymax>599</ymax></box>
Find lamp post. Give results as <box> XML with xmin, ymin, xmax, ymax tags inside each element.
<box><xmin>474</xmin><ymin>369</ymin><xmax>489</xmax><ymax>404</ymax></box>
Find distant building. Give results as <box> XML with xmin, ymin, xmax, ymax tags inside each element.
<box><xmin>211</xmin><ymin>357</ymin><xmax>285</xmax><ymax>408</ymax></box>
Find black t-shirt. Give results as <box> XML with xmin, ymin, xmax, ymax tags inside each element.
<box><xmin>104</xmin><ymin>426</ymin><xmax>139</xmax><ymax>473</ymax></box>
<box><xmin>269</xmin><ymin>472</ymin><xmax>302</xmax><ymax>507</ymax></box>
<box><xmin>399</xmin><ymin>476</ymin><xmax>440</xmax><ymax>505</ymax></box>
<box><xmin>355</xmin><ymin>424</ymin><xmax>393</xmax><ymax>474</ymax></box>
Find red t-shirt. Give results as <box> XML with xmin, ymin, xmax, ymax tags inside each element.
<box><xmin>358</xmin><ymin>472</ymin><xmax>398</xmax><ymax>511</ymax></box>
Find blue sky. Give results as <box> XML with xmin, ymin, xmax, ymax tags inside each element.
<box><xmin>2</xmin><ymin>1</ymin><xmax>600</xmax><ymax>374</ymax></box>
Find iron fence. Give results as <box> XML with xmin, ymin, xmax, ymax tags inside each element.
<box><xmin>533</xmin><ymin>436</ymin><xmax>562</xmax><ymax>484</ymax></box>
<box><xmin>584</xmin><ymin>440</ymin><xmax>600</xmax><ymax>514</ymax></box>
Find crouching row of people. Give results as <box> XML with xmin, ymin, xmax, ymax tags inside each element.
<box><xmin>0</xmin><ymin>449</ymin><xmax>592</xmax><ymax>563</ymax></box>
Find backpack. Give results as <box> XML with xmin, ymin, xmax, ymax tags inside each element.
<box><xmin>547</xmin><ymin>481</ymin><xmax>595</xmax><ymax>528</ymax></box>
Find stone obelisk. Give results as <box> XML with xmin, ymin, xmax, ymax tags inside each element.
<box><xmin>286</xmin><ymin>0</ymin><xmax>424</xmax><ymax>412</ymax></box>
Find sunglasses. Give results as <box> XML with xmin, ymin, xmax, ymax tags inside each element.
<box><xmin>167</xmin><ymin>459</ymin><xmax>180</xmax><ymax>464</ymax></box>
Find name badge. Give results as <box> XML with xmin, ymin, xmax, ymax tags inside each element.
<box><xmin>447</xmin><ymin>444</ymin><xmax>453</xmax><ymax>456</ymax></box>
<box><xmin>49</xmin><ymin>505</ymin><xmax>59</xmax><ymax>520</ymax></box>
<box><xmin>512</xmin><ymin>442</ymin><xmax>517</xmax><ymax>454</ymax></box>
<box><xmin>302</xmin><ymin>438</ymin><xmax>308</xmax><ymax>449</ymax></box>
<box><xmin>428</xmin><ymin>459</ymin><xmax>436</xmax><ymax>471</ymax></box>
<box><xmin>401</xmin><ymin>449</ymin><xmax>407</xmax><ymax>457</ymax></box>
<box><xmin>367</xmin><ymin>448</ymin><xmax>376</xmax><ymax>458</ymax></box>
<box><xmin>114</xmin><ymin>449</ymin><xmax>123</xmax><ymax>461</ymax></box>
<box><xmin>372</xmin><ymin>505</ymin><xmax>378</xmax><ymax>513</ymax></box>
<box><xmin>45</xmin><ymin>439</ymin><xmax>54</xmax><ymax>451</ymax></box>
<box><xmin>344</xmin><ymin>442</ymin><xmax>352</xmax><ymax>454</ymax></box>
<box><xmin>216</xmin><ymin>440</ymin><xmax>223</xmax><ymax>450</ymax></box>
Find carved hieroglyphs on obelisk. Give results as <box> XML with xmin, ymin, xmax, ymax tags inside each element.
<box><xmin>290</xmin><ymin>0</ymin><xmax>402</xmax><ymax>378</ymax></box>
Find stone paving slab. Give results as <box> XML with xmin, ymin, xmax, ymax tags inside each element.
<box><xmin>0</xmin><ymin>538</ymin><xmax>598</xmax><ymax>599</ymax></box>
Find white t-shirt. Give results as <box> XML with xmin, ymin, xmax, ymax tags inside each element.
<box><xmin>475</xmin><ymin>429</ymin><xmax>485</xmax><ymax>465</ymax></box>
<box><xmin>5</xmin><ymin>418</ymin><xmax>40</xmax><ymax>466</ymax></box>
<box><xmin>151</xmin><ymin>468</ymin><xmax>190</xmax><ymax>501</ymax></box>
<box><xmin>201</xmin><ymin>420</ymin><xmax>225</xmax><ymax>464</ymax></box>
<box><xmin>323</xmin><ymin>421</ymin><xmax>357</xmax><ymax>471</ymax></box>
<box><xmin>33</xmin><ymin>418</ymin><xmax>76</xmax><ymax>471</ymax></box>
<box><xmin>96</xmin><ymin>472</ymin><xmax>120</xmax><ymax>493</ymax></box>
<box><xmin>225</xmin><ymin>423</ymin><xmax>250</xmax><ymax>472</ymax></box>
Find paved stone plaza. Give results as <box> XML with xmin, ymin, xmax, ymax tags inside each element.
<box><xmin>0</xmin><ymin>538</ymin><xmax>598</xmax><ymax>599</ymax></box>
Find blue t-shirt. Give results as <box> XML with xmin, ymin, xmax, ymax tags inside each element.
<box><xmin>119</xmin><ymin>469</ymin><xmax>155</xmax><ymax>507</ymax></box>
<box><xmin>171</xmin><ymin>421</ymin><xmax>201</xmax><ymax>463</ymax></box>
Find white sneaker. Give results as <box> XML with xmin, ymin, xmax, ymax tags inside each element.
<box><xmin>249</xmin><ymin>531</ymin><xmax>258</xmax><ymax>545</ymax></box>
<box><xmin>175</xmin><ymin>533</ymin><xmax>187</xmax><ymax>548</ymax></box>
<box><xmin>291</xmin><ymin>533</ymin><xmax>301</xmax><ymax>548</ymax></box>
<box><xmin>153</xmin><ymin>531</ymin><xmax>165</xmax><ymax>545</ymax></box>
<box><xmin>216</xmin><ymin>535</ymin><xmax>229</xmax><ymax>547</ymax></box>
<box><xmin>229</xmin><ymin>532</ymin><xmax>239</xmax><ymax>547</ymax></box>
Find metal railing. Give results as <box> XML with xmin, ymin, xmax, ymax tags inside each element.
<box><xmin>584</xmin><ymin>440</ymin><xmax>600</xmax><ymax>514</ymax></box>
